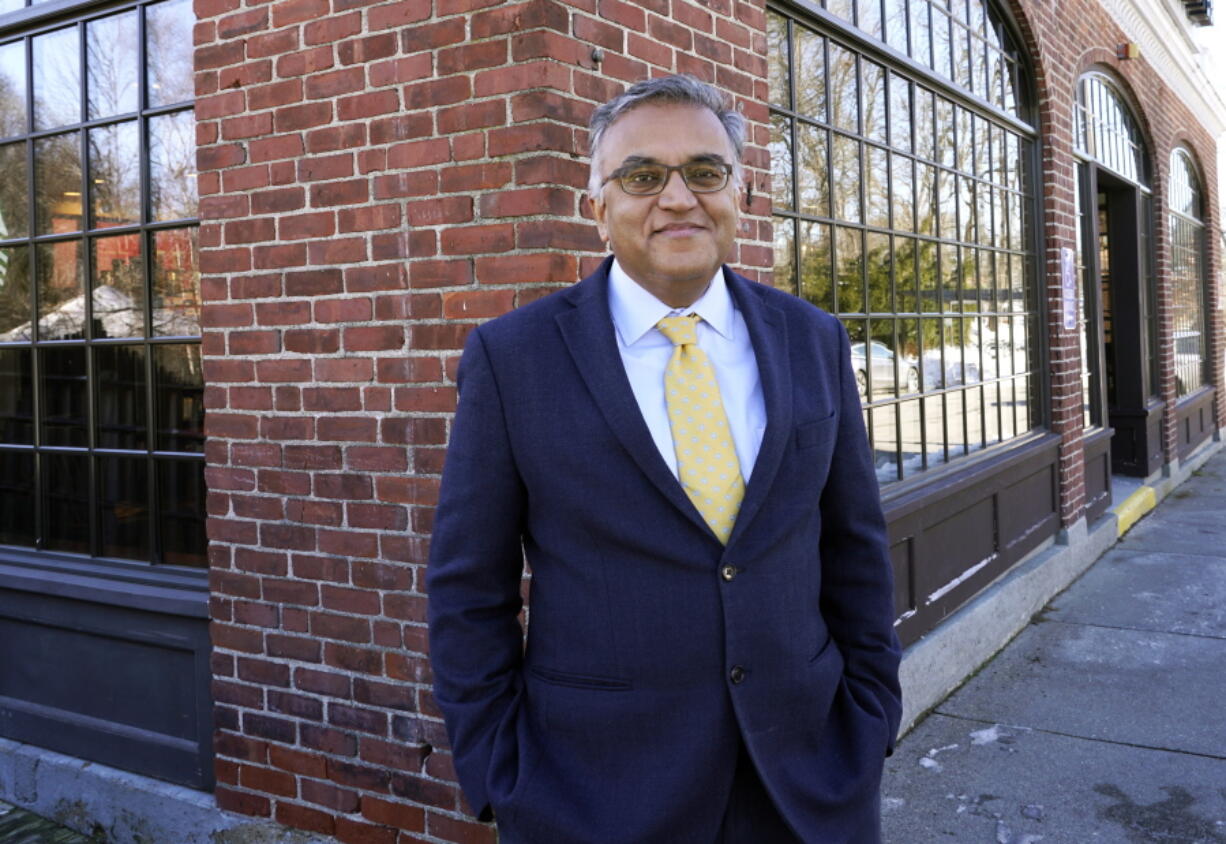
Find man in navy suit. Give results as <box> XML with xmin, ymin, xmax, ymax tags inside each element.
<box><xmin>427</xmin><ymin>75</ymin><xmax>901</xmax><ymax>843</ymax></box>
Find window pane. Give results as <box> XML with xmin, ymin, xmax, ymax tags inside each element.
<box><xmin>99</xmin><ymin>454</ymin><xmax>148</xmax><ymax>560</ymax></box>
<box><xmin>149</xmin><ymin>110</ymin><xmax>198</xmax><ymax>221</ymax></box>
<box><xmin>797</xmin><ymin>123</ymin><xmax>829</xmax><ymax>217</ymax></box>
<box><xmin>831</xmin><ymin>135</ymin><xmax>861</xmax><ymax>222</ymax></box>
<box><xmin>896</xmin><ymin>238</ymin><xmax>918</xmax><ymax>314</ymax></box>
<box><xmin>147</xmin><ymin>0</ymin><xmax>195</xmax><ymax>107</ymax></box>
<box><xmin>0</xmin><ymin>348</ymin><xmax>33</xmax><ymax>443</ymax></box>
<box><xmin>0</xmin><ymin>142</ymin><xmax>29</xmax><ymax>237</ymax></box>
<box><xmin>33</xmin><ymin>27</ymin><xmax>81</xmax><ymax>131</ymax></box>
<box><xmin>0</xmin><ymin>450</ymin><xmax>34</xmax><ymax>547</ymax></box>
<box><xmin>43</xmin><ymin>452</ymin><xmax>89</xmax><ymax>553</ymax></box>
<box><xmin>872</xmin><ymin>405</ymin><xmax>899</xmax><ymax>483</ymax></box>
<box><xmin>892</xmin><ymin>153</ymin><xmax>914</xmax><ymax>232</ymax></box>
<box><xmin>923</xmin><ymin>394</ymin><xmax>946</xmax><ymax>466</ymax></box>
<box><xmin>87</xmin><ymin>12</ymin><xmax>139</xmax><ymax>120</ymax></box>
<box><xmin>828</xmin><ymin>42</ymin><xmax>859</xmax><ymax>133</ymax></box>
<box><xmin>795</xmin><ymin>28</ymin><xmax>826</xmax><ymax>121</ymax></box>
<box><xmin>93</xmin><ymin>233</ymin><xmax>145</xmax><ymax>338</ymax></box>
<box><xmin>0</xmin><ymin>245</ymin><xmax>31</xmax><ymax>339</ymax></box>
<box><xmin>770</xmin><ymin>114</ymin><xmax>794</xmax><ymax>212</ymax></box>
<box><xmin>858</xmin><ymin>0</ymin><xmax>882</xmax><ymax>38</ymax></box>
<box><xmin>768</xmin><ymin>13</ymin><xmax>790</xmax><ymax>108</ymax></box>
<box><xmin>0</xmin><ymin>41</ymin><xmax>26</xmax><ymax>139</ymax></box>
<box><xmin>898</xmin><ymin>398</ymin><xmax>922</xmax><ymax>477</ymax></box>
<box><xmin>864</xmin><ymin>62</ymin><xmax>887</xmax><ymax>144</ymax></box>
<box><xmin>910</xmin><ymin>0</ymin><xmax>931</xmax><ymax>66</ymax></box>
<box><xmin>153</xmin><ymin>343</ymin><xmax>203</xmax><ymax>452</ymax></box>
<box><xmin>889</xmin><ymin>73</ymin><xmax>912</xmax><ymax>153</ymax></box>
<box><xmin>158</xmin><ymin>458</ymin><xmax>206</xmax><ymax>567</ymax></box>
<box><xmin>90</xmin><ymin>121</ymin><xmax>141</xmax><ymax>228</ymax></box>
<box><xmin>96</xmin><ymin>344</ymin><xmax>147</xmax><ymax>449</ymax></box>
<box><xmin>884</xmin><ymin>0</ymin><xmax>907</xmax><ymax>53</ymax></box>
<box><xmin>151</xmin><ymin>227</ymin><xmax>199</xmax><ymax>336</ymax></box>
<box><xmin>36</xmin><ymin>133</ymin><xmax>83</xmax><ymax>235</ymax></box>
<box><xmin>835</xmin><ymin>225</ymin><xmax>864</xmax><ymax>313</ymax></box>
<box><xmin>799</xmin><ymin>221</ymin><xmax>832</xmax><ymax>310</ymax></box>
<box><xmin>866</xmin><ymin>146</ymin><xmax>889</xmax><ymax>229</ymax></box>
<box><xmin>40</xmin><ymin>345</ymin><xmax>87</xmax><ymax>446</ymax></box>
<box><xmin>828</xmin><ymin>0</ymin><xmax>854</xmax><ymax>25</ymax></box>
<box><xmin>37</xmin><ymin>240</ymin><xmax>84</xmax><ymax>341</ymax></box>
<box><xmin>866</xmin><ymin>231</ymin><xmax>891</xmax><ymax>314</ymax></box>
<box><xmin>774</xmin><ymin>217</ymin><xmax>796</xmax><ymax>293</ymax></box>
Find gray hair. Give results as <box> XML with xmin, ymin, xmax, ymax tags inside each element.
<box><xmin>587</xmin><ymin>74</ymin><xmax>746</xmax><ymax>198</ymax></box>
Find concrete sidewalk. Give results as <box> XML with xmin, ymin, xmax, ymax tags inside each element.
<box><xmin>882</xmin><ymin>450</ymin><xmax>1226</xmax><ymax>843</ymax></box>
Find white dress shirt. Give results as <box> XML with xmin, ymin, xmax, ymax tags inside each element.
<box><xmin>608</xmin><ymin>259</ymin><xmax>766</xmax><ymax>480</ymax></box>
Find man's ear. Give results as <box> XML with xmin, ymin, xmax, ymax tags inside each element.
<box><xmin>589</xmin><ymin>193</ymin><xmax>609</xmax><ymax>242</ymax></box>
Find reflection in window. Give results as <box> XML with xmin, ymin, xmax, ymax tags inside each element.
<box><xmin>35</xmin><ymin>133</ymin><xmax>83</xmax><ymax>235</ymax></box>
<box><xmin>0</xmin><ymin>40</ymin><xmax>27</xmax><ymax>139</ymax></box>
<box><xmin>90</xmin><ymin>121</ymin><xmax>141</xmax><ymax>228</ymax></box>
<box><xmin>87</xmin><ymin>12</ymin><xmax>139</xmax><ymax>120</ymax></box>
<box><xmin>150</xmin><ymin>111</ymin><xmax>198</xmax><ymax>222</ymax></box>
<box><xmin>33</xmin><ymin>27</ymin><xmax>80</xmax><ymax>131</ymax></box>
<box><xmin>0</xmin><ymin>0</ymin><xmax>201</xmax><ymax>567</ymax></box>
<box><xmin>770</xmin><ymin>7</ymin><xmax>1039</xmax><ymax>487</ymax></box>
<box><xmin>1169</xmin><ymin>149</ymin><xmax>1206</xmax><ymax>398</ymax></box>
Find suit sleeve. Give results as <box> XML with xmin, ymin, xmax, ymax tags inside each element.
<box><xmin>427</xmin><ymin>325</ymin><xmax>528</xmax><ymax>818</ymax></box>
<box><xmin>817</xmin><ymin>319</ymin><xmax>903</xmax><ymax>754</ymax></box>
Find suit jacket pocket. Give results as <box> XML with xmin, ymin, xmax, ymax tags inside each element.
<box><xmin>795</xmin><ymin>413</ymin><xmax>836</xmax><ymax>450</ymax></box>
<box><xmin>528</xmin><ymin>665</ymin><xmax>632</xmax><ymax>691</ymax></box>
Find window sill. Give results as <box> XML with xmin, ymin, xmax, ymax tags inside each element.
<box><xmin>0</xmin><ymin>546</ymin><xmax>207</xmax><ymax>617</ymax></box>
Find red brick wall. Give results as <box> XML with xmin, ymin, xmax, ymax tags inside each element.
<box><xmin>193</xmin><ymin>0</ymin><xmax>770</xmax><ymax>839</ymax></box>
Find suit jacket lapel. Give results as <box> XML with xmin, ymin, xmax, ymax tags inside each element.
<box><xmin>724</xmin><ymin>268</ymin><xmax>792</xmax><ymax>551</ymax></box>
<box><xmin>555</xmin><ymin>259</ymin><xmax>716</xmax><ymax>538</ymax></box>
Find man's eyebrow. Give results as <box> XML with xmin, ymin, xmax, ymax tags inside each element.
<box><xmin>615</xmin><ymin>153</ymin><xmax>731</xmax><ymax>168</ymax></box>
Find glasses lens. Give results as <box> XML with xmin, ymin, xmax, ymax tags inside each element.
<box><xmin>620</xmin><ymin>165</ymin><xmax>667</xmax><ymax>195</ymax></box>
<box><xmin>682</xmin><ymin>163</ymin><xmax>728</xmax><ymax>192</ymax></box>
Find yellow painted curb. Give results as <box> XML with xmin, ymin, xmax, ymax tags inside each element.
<box><xmin>1113</xmin><ymin>485</ymin><xmax>1157</xmax><ymax>538</ymax></box>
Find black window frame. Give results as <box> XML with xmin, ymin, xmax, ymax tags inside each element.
<box><xmin>767</xmin><ymin>0</ymin><xmax>1047</xmax><ymax>495</ymax></box>
<box><xmin>0</xmin><ymin>0</ymin><xmax>205</xmax><ymax>595</ymax></box>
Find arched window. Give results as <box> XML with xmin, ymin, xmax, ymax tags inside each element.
<box><xmin>1169</xmin><ymin>148</ymin><xmax>1206</xmax><ymax>397</ymax></box>
<box><xmin>1075</xmin><ymin>73</ymin><xmax>1146</xmax><ymax>186</ymax></box>
<box><xmin>768</xmin><ymin>0</ymin><xmax>1040</xmax><ymax>487</ymax></box>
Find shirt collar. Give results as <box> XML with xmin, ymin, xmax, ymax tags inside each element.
<box><xmin>608</xmin><ymin>259</ymin><xmax>735</xmax><ymax>346</ymax></box>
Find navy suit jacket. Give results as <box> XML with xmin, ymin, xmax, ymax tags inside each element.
<box><xmin>427</xmin><ymin>258</ymin><xmax>902</xmax><ymax>843</ymax></box>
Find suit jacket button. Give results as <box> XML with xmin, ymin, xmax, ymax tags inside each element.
<box><xmin>720</xmin><ymin>564</ymin><xmax>737</xmax><ymax>581</ymax></box>
<box><xmin>729</xmin><ymin>665</ymin><xmax>745</xmax><ymax>684</ymax></box>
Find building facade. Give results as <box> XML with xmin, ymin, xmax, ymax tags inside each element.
<box><xmin>0</xmin><ymin>0</ymin><xmax>1222</xmax><ymax>838</ymax></box>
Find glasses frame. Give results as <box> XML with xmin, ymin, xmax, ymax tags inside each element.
<box><xmin>601</xmin><ymin>161</ymin><xmax>734</xmax><ymax>196</ymax></box>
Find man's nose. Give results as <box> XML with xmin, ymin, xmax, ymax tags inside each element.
<box><xmin>656</xmin><ymin>169</ymin><xmax>699</xmax><ymax>208</ymax></box>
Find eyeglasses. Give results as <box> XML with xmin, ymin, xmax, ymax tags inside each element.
<box><xmin>601</xmin><ymin>161</ymin><xmax>734</xmax><ymax>196</ymax></box>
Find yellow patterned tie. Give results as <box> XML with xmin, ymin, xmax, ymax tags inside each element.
<box><xmin>657</xmin><ymin>314</ymin><xmax>745</xmax><ymax>544</ymax></box>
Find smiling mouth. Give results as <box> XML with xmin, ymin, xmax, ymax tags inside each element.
<box><xmin>655</xmin><ymin>224</ymin><xmax>706</xmax><ymax>235</ymax></box>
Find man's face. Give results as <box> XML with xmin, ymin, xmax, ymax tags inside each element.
<box><xmin>590</xmin><ymin>103</ymin><xmax>741</xmax><ymax>307</ymax></box>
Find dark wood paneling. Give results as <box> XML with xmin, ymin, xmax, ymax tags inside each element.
<box><xmin>1083</xmin><ymin>427</ymin><xmax>1113</xmax><ymax>524</ymax></box>
<box><xmin>1111</xmin><ymin>400</ymin><xmax>1164</xmax><ymax>476</ymax></box>
<box><xmin>0</xmin><ymin>570</ymin><xmax>212</xmax><ymax>790</ymax></box>
<box><xmin>886</xmin><ymin>435</ymin><xmax>1061</xmax><ymax>646</ymax></box>
<box><xmin>1175</xmin><ymin>388</ymin><xmax>1216</xmax><ymax>460</ymax></box>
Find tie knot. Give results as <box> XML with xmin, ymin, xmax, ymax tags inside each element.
<box><xmin>657</xmin><ymin>314</ymin><xmax>699</xmax><ymax>347</ymax></box>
